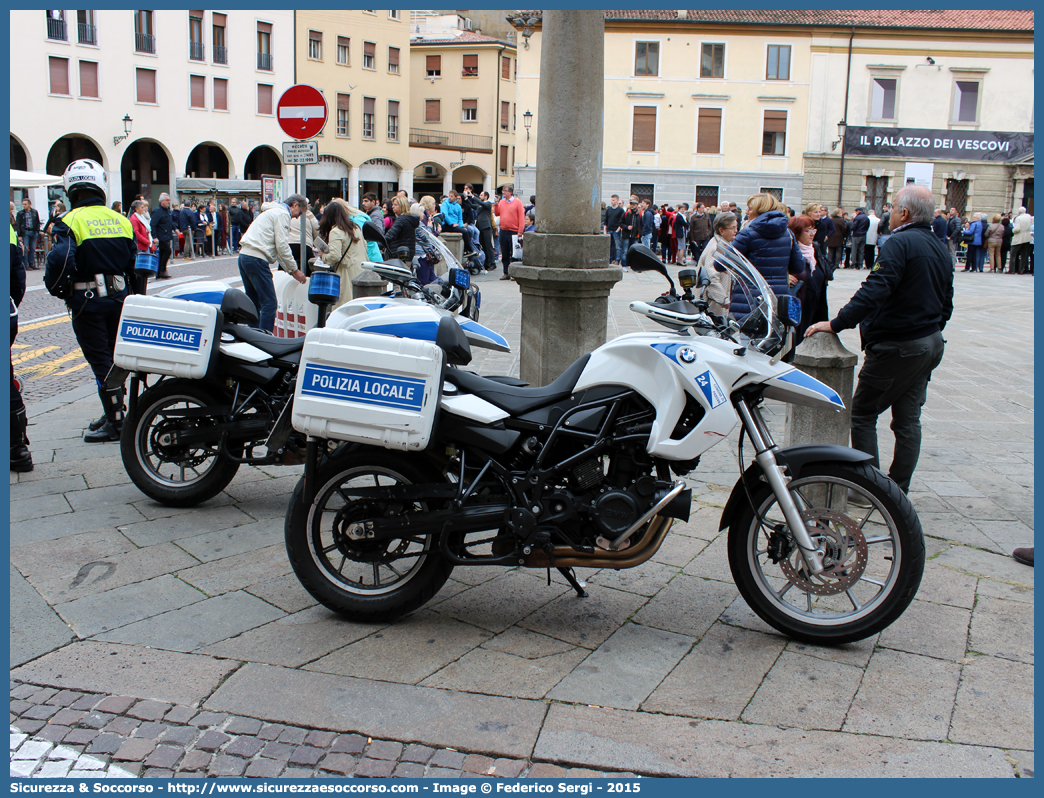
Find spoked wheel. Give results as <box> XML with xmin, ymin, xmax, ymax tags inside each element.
<box><xmin>727</xmin><ymin>462</ymin><xmax>924</xmax><ymax>645</ymax></box>
<box><xmin>284</xmin><ymin>452</ymin><xmax>454</xmax><ymax>622</ymax></box>
<box><xmin>120</xmin><ymin>380</ymin><xmax>240</xmax><ymax>507</ymax></box>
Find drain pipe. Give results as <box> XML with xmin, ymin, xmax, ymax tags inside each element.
<box><xmin>837</xmin><ymin>26</ymin><xmax>855</xmax><ymax>207</ymax></box>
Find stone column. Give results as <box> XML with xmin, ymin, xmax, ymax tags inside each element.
<box><xmin>348</xmin><ymin>166</ymin><xmax>360</xmax><ymax>207</ymax></box>
<box><xmin>784</xmin><ymin>332</ymin><xmax>858</xmax><ymax>449</ymax></box>
<box><xmin>483</xmin><ymin>174</ymin><xmax>492</xmax><ymax>194</ymax></box>
<box><xmin>398</xmin><ymin>169</ymin><xmax>414</xmax><ymax>201</ymax></box>
<box><xmin>1013</xmin><ymin>178</ymin><xmax>1026</xmax><ymax>212</ymax></box>
<box><xmin>442</xmin><ymin>171</ymin><xmax>453</xmax><ymax>198</ymax></box>
<box><xmin>511</xmin><ymin>11</ymin><xmax>622</xmax><ymax>386</ymax></box>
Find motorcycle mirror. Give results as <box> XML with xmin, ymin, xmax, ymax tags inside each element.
<box><xmin>696</xmin><ymin>265</ymin><xmax>713</xmax><ymax>288</ymax></box>
<box><xmin>362</xmin><ymin>221</ymin><xmax>387</xmax><ymax>247</ymax></box>
<box><xmin>627</xmin><ymin>245</ymin><xmax>677</xmax><ymax>294</ymax></box>
<box><xmin>678</xmin><ymin>268</ymin><xmax>699</xmax><ymax>290</ymax></box>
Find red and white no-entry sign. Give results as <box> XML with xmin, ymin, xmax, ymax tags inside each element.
<box><xmin>276</xmin><ymin>84</ymin><xmax>328</xmax><ymax>140</ymax></box>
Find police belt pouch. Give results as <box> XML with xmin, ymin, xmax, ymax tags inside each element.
<box><xmin>73</xmin><ymin>274</ymin><xmax>127</xmax><ymax>297</ymax></box>
<box><xmin>292</xmin><ymin>327</ymin><xmax>443</xmax><ymax>452</ymax></box>
<box><xmin>113</xmin><ymin>295</ymin><xmax>219</xmax><ymax>379</ymax></box>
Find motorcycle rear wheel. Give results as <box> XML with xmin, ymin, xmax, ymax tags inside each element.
<box><xmin>727</xmin><ymin>462</ymin><xmax>924</xmax><ymax>645</ymax></box>
<box><xmin>284</xmin><ymin>451</ymin><xmax>454</xmax><ymax>622</ymax></box>
<box><xmin>121</xmin><ymin>380</ymin><xmax>241</xmax><ymax>507</ymax></box>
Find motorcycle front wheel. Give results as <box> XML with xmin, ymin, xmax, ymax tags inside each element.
<box><xmin>284</xmin><ymin>451</ymin><xmax>454</xmax><ymax>622</ymax></box>
<box><xmin>121</xmin><ymin>379</ymin><xmax>241</xmax><ymax>507</ymax></box>
<box><xmin>727</xmin><ymin>462</ymin><xmax>924</xmax><ymax>645</ymax></box>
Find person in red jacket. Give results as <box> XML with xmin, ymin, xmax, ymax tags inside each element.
<box><xmin>493</xmin><ymin>184</ymin><xmax>526</xmax><ymax>281</ymax></box>
<box><xmin>129</xmin><ymin>200</ymin><xmax>157</xmax><ymax>256</ymax></box>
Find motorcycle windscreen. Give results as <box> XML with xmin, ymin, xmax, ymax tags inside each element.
<box><xmin>763</xmin><ymin>368</ymin><xmax>845</xmax><ymax>411</ymax></box>
<box><xmin>710</xmin><ymin>242</ymin><xmax>787</xmax><ymax>355</ymax></box>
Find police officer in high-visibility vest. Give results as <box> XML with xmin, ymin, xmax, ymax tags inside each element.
<box><xmin>10</xmin><ymin>223</ymin><xmax>32</xmax><ymax>471</ymax></box>
<box><xmin>45</xmin><ymin>159</ymin><xmax>137</xmax><ymax>442</ymax></box>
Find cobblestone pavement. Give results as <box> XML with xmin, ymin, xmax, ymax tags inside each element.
<box><xmin>10</xmin><ymin>267</ymin><xmax>1034</xmax><ymax>778</ymax></box>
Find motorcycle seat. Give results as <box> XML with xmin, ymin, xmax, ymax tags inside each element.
<box><xmin>225</xmin><ymin>325</ymin><xmax>307</xmax><ymax>357</ymax></box>
<box><xmin>446</xmin><ymin>354</ymin><xmax>591</xmax><ymax>416</ymax></box>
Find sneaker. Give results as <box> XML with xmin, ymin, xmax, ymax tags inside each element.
<box><xmin>1012</xmin><ymin>547</ymin><xmax>1034</xmax><ymax>567</ymax></box>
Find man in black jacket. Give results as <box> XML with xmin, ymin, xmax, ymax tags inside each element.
<box><xmin>150</xmin><ymin>193</ymin><xmax>174</xmax><ymax>279</ymax></box>
<box><xmin>604</xmin><ymin>194</ymin><xmax>625</xmax><ymax>265</ymax></box>
<box><xmin>848</xmin><ymin>207</ymin><xmax>870</xmax><ymax>269</ymax></box>
<box><xmin>179</xmin><ymin>202</ymin><xmax>196</xmax><ymax>259</ymax></box>
<box><xmin>15</xmin><ymin>199</ymin><xmax>41</xmax><ymax>270</ymax></box>
<box><xmin>462</xmin><ymin>187</ymin><xmax>494</xmax><ymax>271</ymax></box>
<box><xmin>805</xmin><ymin>185</ymin><xmax>953</xmax><ymax>493</ymax></box>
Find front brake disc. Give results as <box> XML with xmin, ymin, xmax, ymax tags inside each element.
<box><xmin>779</xmin><ymin>509</ymin><xmax>869</xmax><ymax>596</ymax></box>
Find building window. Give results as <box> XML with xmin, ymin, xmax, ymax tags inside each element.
<box><xmin>135</xmin><ymin>67</ymin><xmax>156</xmax><ymax>104</ymax></box>
<box><xmin>212</xmin><ymin>13</ymin><xmax>226</xmax><ymax>63</ymax></box>
<box><xmin>336</xmin><ymin>93</ymin><xmax>349</xmax><ymax>136</ymax></box>
<box><xmin>762</xmin><ymin>110</ymin><xmax>786</xmax><ymax>155</ymax></box>
<box><xmin>695</xmin><ymin>186</ymin><xmax>719</xmax><ymax>208</ymax></box>
<box><xmin>78</xmin><ymin>60</ymin><xmax>99</xmax><ymax>98</ymax></box>
<box><xmin>190</xmin><ymin>74</ymin><xmax>206</xmax><ymax>109</ymax></box>
<box><xmin>462</xmin><ymin>54</ymin><xmax>478</xmax><ymax>77</ymax></box>
<box><xmin>760</xmin><ymin>187</ymin><xmax>784</xmax><ymax>202</ymax></box>
<box><xmin>766</xmin><ymin>45</ymin><xmax>790</xmax><ymax>80</ymax></box>
<box><xmin>257</xmin><ymin>83</ymin><xmax>273</xmax><ymax>115</ymax></box>
<box><xmin>632</xmin><ymin>106</ymin><xmax>657</xmax><ymax>152</ymax></box>
<box><xmin>866</xmin><ymin>176</ymin><xmax>889</xmax><ymax>215</ymax></box>
<box><xmin>134</xmin><ymin>11</ymin><xmax>155</xmax><ymax>54</ymax></box>
<box><xmin>189</xmin><ymin>12</ymin><xmax>204</xmax><ymax>61</ymax></box>
<box><xmin>425</xmin><ymin>99</ymin><xmax>440</xmax><ymax>123</ymax></box>
<box><xmin>513</xmin><ymin>103</ymin><xmax>516</xmax><ymax>131</ymax></box>
<box><xmin>46</xmin><ymin>10</ymin><xmax>67</xmax><ymax>41</ymax></box>
<box><xmin>945</xmin><ymin>178</ymin><xmax>968</xmax><ymax>216</ymax></box>
<box><xmin>337</xmin><ymin>36</ymin><xmax>349</xmax><ymax>65</ymax></box>
<box><xmin>363</xmin><ymin>41</ymin><xmax>375</xmax><ymax>70</ymax></box>
<box><xmin>500</xmin><ymin>101</ymin><xmax>510</xmax><ymax>132</ymax></box>
<box><xmin>76</xmin><ymin>10</ymin><xmax>97</xmax><ymax>46</ymax></box>
<box><xmin>362</xmin><ymin>97</ymin><xmax>375</xmax><ymax>139</ymax></box>
<box><xmin>953</xmin><ymin>80</ymin><xmax>980</xmax><ymax>124</ymax></box>
<box><xmin>213</xmin><ymin>77</ymin><xmax>227</xmax><ymax>111</ymax></box>
<box><xmin>307</xmin><ymin>30</ymin><xmax>322</xmax><ymax>60</ymax></box>
<box><xmin>701</xmin><ymin>43</ymin><xmax>725</xmax><ymax>78</ymax></box>
<box><xmin>635</xmin><ymin>42</ymin><xmax>659</xmax><ymax>77</ymax></box>
<box><xmin>500</xmin><ymin>145</ymin><xmax>508</xmax><ymax>174</ymax></box>
<box><xmin>502</xmin><ymin>55</ymin><xmax>510</xmax><ymax>79</ymax></box>
<box><xmin>48</xmin><ymin>56</ymin><xmax>70</xmax><ymax>96</ymax></box>
<box><xmin>388</xmin><ymin>100</ymin><xmax>399</xmax><ymax>141</ymax></box>
<box><xmin>697</xmin><ymin>108</ymin><xmax>721</xmax><ymax>154</ymax></box>
<box><xmin>426</xmin><ymin>54</ymin><xmax>441</xmax><ymax>78</ymax></box>
<box><xmin>462</xmin><ymin>99</ymin><xmax>477</xmax><ymax>123</ymax></box>
<box><xmin>388</xmin><ymin>10</ymin><xmax>400</xmax><ymax>20</ymax></box>
<box><xmin>870</xmin><ymin>77</ymin><xmax>897</xmax><ymax>120</ymax></box>
<box><xmin>388</xmin><ymin>46</ymin><xmax>399</xmax><ymax>74</ymax></box>
<box><xmin>257</xmin><ymin>22</ymin><xmax>272</xmax><ymax>71</ymax></box>
<box><xmin>631</xmin><ymin>184</ymin><xmax>654</xmax><ymax>207</ymax></box>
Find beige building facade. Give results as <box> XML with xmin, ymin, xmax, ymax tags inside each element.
<box><xmin>294</xmin><ymin>10</ymin><xmax>411</xmax><ymax>207</ymax></box>
<box><xmin>408</xmin><ymin>33</ymin><xmax>517</xmax><ymax>199</ymax></box>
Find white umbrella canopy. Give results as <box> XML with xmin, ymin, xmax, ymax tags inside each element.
<box><xmin>10</xmin><ymin>169</ymin><xmax>64</xmax><ymax>188</ymax></box>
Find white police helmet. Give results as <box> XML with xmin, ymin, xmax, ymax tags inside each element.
<box><xmin>63</xmin><ymin>159</ymin><xmax>108</xmax><ymax>201</ymax></box>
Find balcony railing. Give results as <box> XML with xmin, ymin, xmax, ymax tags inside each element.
<box><xmin>409</xmin><ymin>128</ymin><xmax>492</xmax><ymax>154</ymax></box>
<box><xmin>77</xmin><ymin>23</ymin><xmax>96</xmax><ymax>45</ymax></box>
<box><xmin>189</xmin><ymin>40</ymin><xmax>203</xmax><ymax>60</ymax></box>
<box><xmin>47</xmin><ymin>17</ymin><xmax>67</xmax><ymax>41</ymax></box>
<box><xmin>213</xmin><ymin>44</ymin><xmax>227</xmax><ymax>64</ymax></box>
<box><xmin>135</xmin><ymin>32</ymin><xmax>155</xmax><ymax>54</ymax></box>
<box><xmin>257</xmin><ymin>52</ymin><xmax>273</xmax><ymax>71</ymax></box>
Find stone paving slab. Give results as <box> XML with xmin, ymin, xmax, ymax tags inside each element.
<box><xmin>204</xmin><ymin>663</ymin><xmax>547</xmax><ymax>759</ymax></box>
<box><xmin>54</xmin><ymin>575</ymin><xmax>207</xmax><ymax>638</ymax></box>
<box><xmin>9</xmin><ymin>565</ymin><xmax>75</xmax><ymax>669</ymax></box>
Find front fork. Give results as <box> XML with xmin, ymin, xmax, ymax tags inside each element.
<box><xmin>736</xmin><ymin>399</ymin><xmax>827</xmax><ymax>576</ymax></box>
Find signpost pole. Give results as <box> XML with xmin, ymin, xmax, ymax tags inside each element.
<box><xmin>299</xmin><ymin>164</ymin><xmax>307</xmax><ymax>275</ymax></box>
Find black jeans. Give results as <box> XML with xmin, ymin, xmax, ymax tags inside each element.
<box><xmin>157</xmin><ymin>239</ymin><xmax>172</xmax><ymax>275</ymax></box>
<box><xmin>478</xmin><ymin>227</ymin><xmax>494</xmax><ymax>272</ymax></box>
<box><xmin>850</xmin><ymin>331</ymin><xmax>945</xmax><ymax>493</ymax></box>
<box><xmin>499</xmin><ymin>229</ymin><xmax>517</xmax><ymax>275</ymax></box>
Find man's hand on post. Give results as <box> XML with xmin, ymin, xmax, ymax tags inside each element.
<box><xmin>292</xmin><ymin>269</ymin><xmax>307</xmax><ymax>284</ymax></box>
<box><xmin>804</xmin><ymin>321</ymin><xmax>833</xmax><ymax>338</ymax></box>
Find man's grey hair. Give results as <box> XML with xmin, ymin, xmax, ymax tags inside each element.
<box><xmin>158</xmin><ymin>193</ymin><xmax>170</xmax><ymax>201</ymax></box>
<box><xmin>1017</xmin><ymin>206</ymin><xmax>1027</xmax><ymax>215</ymax></box>
<box><xmin>285</xmin><ymin>193</ymin><xmax>308</xmax><ymax>208</ymax></box>
<box><xmin>713</xmin><ymin>211</ymin><xmax>737</xmax><ymax>235</ymax></box>
<box><xmin>893</xmin><ymin>187</ymin><xmax>934</xmax><ymax>224</ymax></box>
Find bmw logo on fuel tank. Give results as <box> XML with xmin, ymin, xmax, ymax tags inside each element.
<box><xmin>678</xmin><ymin>347</ymin><xmax>697</xmax><ymax>363</ymax></box>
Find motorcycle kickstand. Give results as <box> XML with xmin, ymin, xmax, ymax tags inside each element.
<box><xmin>558</xmin><ymin>567</ymin><xmax>588</xmax><ymax>598</ymax></box>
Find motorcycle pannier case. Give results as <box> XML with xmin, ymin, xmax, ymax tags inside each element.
<box><xmin>292</xmin><ymin>327</ymin><xmax>443</xmax><ymax>451</ymax></box>
<box><xmin>113</xmin><ymin>295</ymin><xmax>219</xmax><ymax>379</ymax></box>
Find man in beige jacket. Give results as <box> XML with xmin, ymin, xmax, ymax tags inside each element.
<box><xmin>237</xmin><ymin>194</ymin><xmax>307</xmax><ymax>333</ymax></box>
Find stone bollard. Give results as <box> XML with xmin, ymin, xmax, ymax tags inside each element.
<box><xmin>785</xmin><ymin>332</ymin><xmax>858</xmax><ymax>449</ymax></box>
<box><xmin>351</xmin><ymin>270</ymin><xmax>387</xmax><ymax>298</ymax></box>
<box><xmin>440</xmin><ymin>232</ymin><xmax>464</xmax><ymax>266</ymax></box>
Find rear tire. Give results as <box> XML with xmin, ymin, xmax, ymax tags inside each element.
<box><xmin>121</xmin><ymin>380</ymin><xmax>240</xmax><ymax>507</ymax></box>
<box><xmin>284</xmin><ymin>450</ymin><xmax>454</xmax><ymax>622</ymax></box>
<box><xmin>727</xmin><ymin>462</ymin><xmax>924</xmax><ymax>645</ymax></box>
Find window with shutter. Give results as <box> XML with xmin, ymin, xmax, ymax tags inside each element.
<box><xmin>362</xmin><ymin>41</ymin><xmax>375</xmax><ymax>69</ymax></box>
<box><xmin>388</xmin><ymin>47</ymin><xmax>399</xmax><ymax>73</ymax></box>
<box><xmin>425</xmin><ymin>99</ymin><xmax>440</xmax><ymax>123</ymax></box>
<box><xmin>870</xmin><ymin>77</ymin><xmax>897</xmax><ymax>120</ymax></box>
<box><xmin>136</xmin><ymin>68</ymin><xmax>156</xmax><ymax>104</ymax></box>
<box><xmin>190</xmin><ymin>75</ymin><xmax>206</xmax><ymax>109</ymax></box>
<box><xmin>631</xmin><ymin>106</ymin><xmax>656</xmax><ymax>152</ymax></box>
<box><xmin>426</xmin><ymin>54</ymin><xmax>440</xmax><ymax>77</ymax></box>
<box><xmin>214</xmin><ymin>77</ymin><xmax>227</xmax><ymax>111</ymax></box>
<box><xmin>257</xmin><ymin>83</ymin><xmax>273</xmax><ymax>115</ymax></box>
<box><xmin>49</xmin><ymin>57</ymin><xmax>69</xmax><ymax>96</ymax></box>
<box><xmin>462</xmin><ymin>99</ymin><xmax>477</xmax><ymax>123</ymax></box>
<box><xmin>500</xmin><ymin>146</ymin><xmax>508</xmax><ymax>173</ymax></box>
<box><xmin>336</xmin><ymin>93</ymin><xmax>349</xmax><ymax>136</ymax></box>
<box><xmin>337</xmin><ymin>36</ymin><xmax>349</xmax><ymax>65</ymax></box>
<box><xmin>762</xmin><ymin>110</ymin><xmax>786</xmax><ymax>155</ymax></box>
<box><xmin>462</xmin><ymin>54</ymin><xmax>478</xmax><ymax>77</ymax></box>
<box><xmin>696</xmin><ymin>108</ymin><xmax>721</xmax><ymax>154</ymax></box>
<box><xmin>501</xmin><ymin>101</ymin><xmax>510</xmax><ymax>131</ymax></box>
<box><xmin>78</xmin><ymin>60</ymin><xmax>98</xmax><ymax>98</ymax></box>
<box><xmin>502</xmin><ymin>56</ymin><xmax>510</xmax><ymax>79</ymax></box>
<box><xmin>363</xmin><ymin>96</ymin><xmax>375</xmax><ymax>138</ymax></box>
<box><xmin>308</xmin><ymin>31</ymin><xmax>322</xmax><ymax>61</ymax></box>
<box><xmin>388</xmin><ymin>100</ymin><xmax>399</xmax><ymax>140</ymax></box>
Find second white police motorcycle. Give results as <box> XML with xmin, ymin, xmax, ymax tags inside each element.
<box><xmin>283</xmin><ymin>243</ymin><xmax>925</xmax><ymax>645</ymax></box>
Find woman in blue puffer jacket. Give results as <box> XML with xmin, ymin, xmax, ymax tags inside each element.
<box><xmin>729</xmin><ymin>193</ymin><xmax>805</xmax><ymax>318</ymax></box>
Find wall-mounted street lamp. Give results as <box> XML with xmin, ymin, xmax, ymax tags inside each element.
<box><xmin>509</xmin><ymin>15</ymin><xmax>537</xmax><ymax>49</ymax></box>
<box><xmin>113</xmin><ymin>114</ymin><xmax>133</xmax><ymax>146</ymax></box>
<box><xmin>450</xmin><ymin>148</ymin><xmax>467</xmax><ymax>170</ymax></box>
<box><xmin>832</xmin><ymin>118</ymin><xmax>847</xmax><ymax>151</ymax></box>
